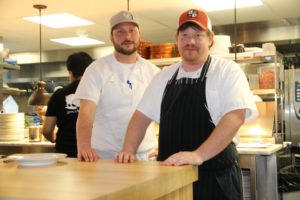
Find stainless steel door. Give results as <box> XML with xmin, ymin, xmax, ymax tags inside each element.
<box><xmin>284</xmin><ymin>67</ymin><xmax>300</xmax><ymax>145</ymax></box>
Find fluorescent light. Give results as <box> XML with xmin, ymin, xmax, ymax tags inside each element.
<box><xmin>23</xmin><ymin>13</ymin><xmax>94</xmax><ymax>28</ymax></box>
<box><xmin>192</xmin><ymin>0</ymin><xmax>263</xmax><ymax>12</ymax></box>
<box><xmin>51</xmin><ymin>37</ymin><xmax>104</xmax><ymax>46</ymax></box>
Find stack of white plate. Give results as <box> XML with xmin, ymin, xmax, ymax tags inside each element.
<box><xmin>0</xmin><ymin>113</ymin><xmax>24</xmax><ymax>141</ymax></box>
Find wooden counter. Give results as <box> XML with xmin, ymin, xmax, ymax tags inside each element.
<box><xmin>0</xmin><ymin>158</ymin><xmax>197</xmax><ymax>200</ymax></box>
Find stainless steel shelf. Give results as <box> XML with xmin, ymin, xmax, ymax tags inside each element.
<box><xmin>252</xmin><ymin>89</ymin><xmax>276</xmax><ymax>95</ymax></box>
<box><xmin>1</xmin><ymin>88</ymin><xmax>27</xmax><ymax>95</ymax></box>
<box><xmin>149</xmin><ymin>57</ymin><xmax>180</xmax><ymax>66</ymax></box>
<box><xmin>0</xmin><ymin>63</ymin><xmax>20</xmax><ymax>70</ymax></box>
<box><xmin>149</xmin><ymin>52</ymin><xmax>282</xmax><ymax>66</ymax></box>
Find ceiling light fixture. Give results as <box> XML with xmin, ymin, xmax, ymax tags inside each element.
<box><xmin>51</xmin><ymin>37</ymin><xmax>104</xmax><ymax>46</ymax></box>
<box><xmin>192</xmin><ymin>0</ymin><xmax>263</xmax><ymax>12</ymax></box>
<box><xmin>23</xmin><ymin>13</ymin><xmax>94</xmax><ymax>29</ymax></box>
<box><xmin>28</xmin><ymin>4</ymin><xmax>50</xmax><ymax>106</ymax></box>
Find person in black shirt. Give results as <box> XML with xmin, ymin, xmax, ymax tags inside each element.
<box><xmin>42</xmin><ymin>52</ymin><xmax>93</xmax><ymax>157</ymax></box>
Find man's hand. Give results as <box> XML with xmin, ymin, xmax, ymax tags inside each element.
<box><xmin>114</xmin><ymin>152</ymin><xmax>137</xmax><ymax>163</ymax></box>
<box><xmin>162</xmin><ymin>151</ymin><xmax>203</xmax><ymax>166</ymax></box>
<box><xmin>148</xmin><ymin>148</ymin><xmax>158</xmax><ymax>161</ymax></box>
<box><xmin>77</xmin><ymin>145</ymin><xmax>99</xmax><ymax>162</ymax></box>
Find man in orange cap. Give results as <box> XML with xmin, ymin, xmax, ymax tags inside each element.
<box><xmin>116</xmin><ymin>9</ymin><xmax>258</xmax><ymax>200</ymax></box>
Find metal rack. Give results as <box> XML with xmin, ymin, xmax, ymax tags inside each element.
<box><xmin>0</xmin><ymin>37</ymin><xmax>21</xmax><ymax>112</ymax></box>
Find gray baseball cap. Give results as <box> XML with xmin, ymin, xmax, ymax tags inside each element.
<box><xmin>110</xmin><ymin>11</ymin><xmax>139</xmax><ymax>30</ymax></box>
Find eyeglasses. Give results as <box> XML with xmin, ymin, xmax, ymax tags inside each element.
<box><xmin>178</xmin><ymin>32</ymin><xmax>208</xmax><ymax>41</ymax></box>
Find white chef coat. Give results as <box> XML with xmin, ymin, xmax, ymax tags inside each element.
<box><xmin>74</xmin><ymin>53</ymin><xmax>160</xmax><ymax>159</ymax></box>
<box><xmin>137</xmin><ymin>56</ymin><xmax>258</xmax><ymax>144</ymax></box>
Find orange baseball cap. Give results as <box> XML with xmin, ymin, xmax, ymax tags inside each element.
<box><xmin>178</xmin><ymin>9</ymin><xmax>212</xmax><ymax>31</ymax></box>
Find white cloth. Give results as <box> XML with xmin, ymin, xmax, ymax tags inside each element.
<box><xmin>74</xmin><ymin>53</ymin><xmax>160</xmax><ymax>159</ymax></box>
<box><xmin>137</xmin><ymin>56</ymin><xmax>258</xmax><ymax>144</ymax></box>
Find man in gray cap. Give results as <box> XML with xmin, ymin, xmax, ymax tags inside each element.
<box><xmin>74</xmin><ymin>11</ymin><xmax>160</xmax><ymax>162</ymax></box>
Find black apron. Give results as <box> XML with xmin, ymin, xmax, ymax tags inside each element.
<box><xmin>158</xmin><ymin>56</ymin><xmax>243</xmax><ymax>200</ymax></box>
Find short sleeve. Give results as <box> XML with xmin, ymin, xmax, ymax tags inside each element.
<box><xmin>45</xmin><ymin>90</ymin><xmax>60</xmax><ymax>117</ymax></box>
<box><xmin>219</xmin><ymin>62</ymin><xmax>258</xmax><ymax>122</ymax></box>
<box><xmin>137</xmin><ymin>65</ymin><xmax>177</xmax><ymax>123</ymax></box>
<box><xmin>73</xmin><ymin>61</ymin><xmax>103</xmax><ymax>105</ymax></box>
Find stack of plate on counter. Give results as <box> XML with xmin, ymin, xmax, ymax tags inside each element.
<box><xmin>0</xmin><ymin>113</ymin><xmax>24</xmax><ymax>141</ymax></box>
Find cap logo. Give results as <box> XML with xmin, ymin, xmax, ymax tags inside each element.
<box><xmin>123</xmin><ymin>12</ymin><xmax>133</xmax><ymax>20</ymax></box>
<box><xmin>187</xmin><ymin>10</ymin><xmax>198</xmax><ymax>18</ymax></box>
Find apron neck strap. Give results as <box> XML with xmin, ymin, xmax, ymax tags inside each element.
<box><xmin>199</xmin><ymin>55</ymin><xmax>211</xmax><ymax>82</ymax></box>
<box><xmin>168</xmin><ymin>55</ymin><xmax>212</xmax><ymax>84</ymax></box>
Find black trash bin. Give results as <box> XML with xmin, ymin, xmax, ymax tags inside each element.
<box><xmin>278</xmin><ymin>154</ymin><xmax>300</xmax><ymax>200</ymax></box>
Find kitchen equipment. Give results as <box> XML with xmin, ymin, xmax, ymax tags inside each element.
<box><xmin>27</xmin><ymin>4</ymin><xmax>50</xmax><ymax>106</ymax></box>
<box><xmin>210</xmin><ymin>35</ymin><xmax>231</xmax><ymax>54</ymax></box>
<box><xmin>28</xmin><ymin>125</ymin><xmax>42</xmax><ymax>142</ymax></box>
<box><xmin>258</xmin><ymin>66</ymin><xmax>276</xmax><ymax>89</ymax></box>
<box><xmin>284</xmin><ymin>67</ymin><xmax>300</xmax><ymax>146</ymax></box>
<box><xmin>239</xmin><ymin>102</ymin><xmax>275</xmax><ymax>140</ymax></box>
<box><xmin>262</xmin><ymin>42</ymin><xmax>276</xmax><ymax>55</ymax></box>
<box><xmin>228</xmin><ymin>44</ymin><xmax>245</xmax><ymax>53</ymax></box>
<box><xmin>248</xmin><ymin>74</ymin><xmax>260</xmax><ymax>90</ymax></box>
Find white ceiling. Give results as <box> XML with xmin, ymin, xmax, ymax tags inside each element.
<box><xmin>0</xmin><ymin>0</ymin><xmax>299</xmax><ymax>53</ymax></box>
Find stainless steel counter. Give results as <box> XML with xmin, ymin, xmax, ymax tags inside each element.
<box><xmin>238</xmin><ymin>144</ymin><xmax>283</xmax><ymax>200</ymax></box>
<box><xmin>237</xmin><ymin>144</ymin><xmax>283</xmax><ymax>155</ymax></box>
<box><xmin>0</xmin><ymin>139</ymin><xmax>55</xmax><ymax>155</ymax></box>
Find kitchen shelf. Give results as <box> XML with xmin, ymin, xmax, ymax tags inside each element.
<box><xmin>149</xmin><ymin>57</ymin><xmax>180</xmax><ymax>66</ymax></box>
<box><xmin>149</xmin><ymin>52</ymin><xmax>279</xmax><ymax>67</ymax></box>
<box><xmin>1</xmin><ymin>87</ymin><xmax>27</xmax><ymax>95</ymax></box>
<box><xmin>0</xmin><ymin>61</ymin><xmax>22</xmax><ymax>112</ymax></box>
<box><xmin>0</xmin><ymin>62</ymin><xmax>20</xmax><ymax>70</ymax></box>
<box><xmin>252</xmin><ymin>89</ymin><xmax>276</xmax><ymax>95</ymax></box>
<box><xmin>216</xmin><ymin>52</ymin><xmax>278</xmax><ymax>64</ymax></box>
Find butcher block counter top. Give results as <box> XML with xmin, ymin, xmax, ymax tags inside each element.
<box><xmin>0</xmin><ymin>158</ymin><xmax>197</xmax><ymax>200</ymax></box>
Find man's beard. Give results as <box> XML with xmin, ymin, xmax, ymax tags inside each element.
<box><xmin>113</xmin><ymin>40</ymin><xmax>138</xmax><ymax>55</ymax></box>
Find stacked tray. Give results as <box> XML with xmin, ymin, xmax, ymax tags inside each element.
<box><xmin>150</xmin><ymin>43</ymin><xmax>176</xmax><ymax>59</ymax></box>
<box><xmin>0</xmin><ymin>113</ymin><xmax>24</xmax><ymax>141</ymax></box>
<box><xmin>138</xmin><ymin>41</ymin><xmax>152</xmax><ymax>59</ymax></box>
